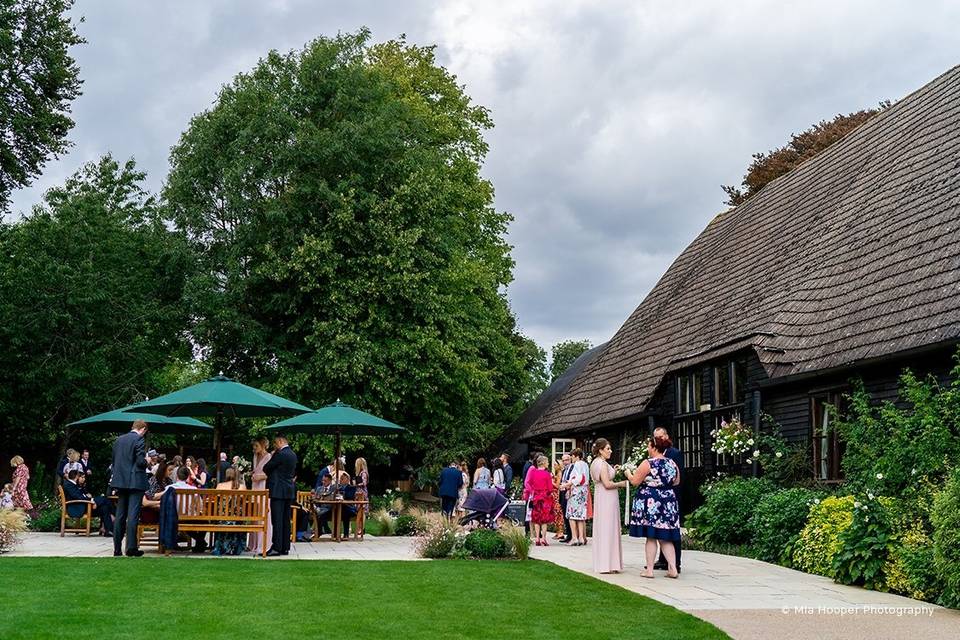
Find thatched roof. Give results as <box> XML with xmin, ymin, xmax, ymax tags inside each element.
<box><xmin>526</xmin><ymin>65</ymin><xmax>960</xmax><ymax>439</ymax></box>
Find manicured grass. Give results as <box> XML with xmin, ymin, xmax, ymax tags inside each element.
<box><xmin>1</xmin><ymin>557</ymin><xmax>728</xmax><ymax>639</ymax></box>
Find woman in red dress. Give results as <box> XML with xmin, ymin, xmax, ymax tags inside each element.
<box><xmin>523</xmin><ymin>455</ymin><xmax>555</xmax><ymax>546</ymax></box>
<box><xmin>9</xmin><ymin>456</ymin><xmax>33</xmax><ymax>515</ymax></box>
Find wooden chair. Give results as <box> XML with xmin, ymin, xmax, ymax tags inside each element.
<box><xmin>57</xmin><ymin>484</ymin><xmax>94</xmax><ymax>537</ymax></box>
<box><xmin>291</xmin><ymin>490</ymin><xmax>316</xmax><ymax>542</ymax></box>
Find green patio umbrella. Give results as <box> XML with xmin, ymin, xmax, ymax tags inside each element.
<box><xmin>264</xmin><ymin>401</ymin><xmax>406</xmax><ymax>485</ymax></box>
<box><xmin>69</xmin><ymin>406</ymin><xmax>213</xmax><ymax>436</ymax></box>
<box><xmin>122</xmin><ymin>374</ymin><xmax>312</xmax><ymax>469</ymax></box>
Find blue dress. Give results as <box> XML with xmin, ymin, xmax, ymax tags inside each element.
<box><xmin>629</xmin><ymin>457</ymin><xmax>680</xmax><ymax>542</ymax></box>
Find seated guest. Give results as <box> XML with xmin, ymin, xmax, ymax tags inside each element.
<box><xmin>212</xmin><ymin>468</ymin><xmax>246</xmax><ymax>555</ymax></box>
<box><xmin>63</xmin><ymin>469</ymin><xmax>114</xmax><ymax>536</ymax></box>
<box><xmin>338</xmin><ymin>483</ymin><xmax>359</xmax><ymax>538</ymax></box>
<box><xmin>141</xmin><ymin>460</ymin><xmax>172</xmax><ymax>525</ymax></box>
<box><xmin>313</xmin><ymin>474</ymin><xmax>337</xmax><ymax>535</ymax></box>
<box><xmin>194</xmin><ymin>458</ymin><xmax>209</xmax><ymax>488</ymax></box>
<box><xmin>146</xmin><ymin>450</ymin><xmax>160</xmax><ymax>476</ymax></box>
<box><xmin>169</xmin><ymin>466</ymin><xmax>208</xmax><ymax>553</ymax></box>
<box><xmin>62</xmin><ymin>449</ymin><xmax>84</xmax><ymax>478</ymax></box>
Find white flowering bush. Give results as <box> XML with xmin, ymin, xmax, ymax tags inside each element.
<box><xmin>711</xmin><ymin>418</ymin><xmax>753</xmax><ymax>455</ymax></box>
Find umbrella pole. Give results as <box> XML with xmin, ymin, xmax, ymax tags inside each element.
<box><xmin>334</xmin><ymin>427</ymin><xmax>342</xmax><ymax>496</ymax></box>
<box><xmin>215</xmin><ymin>408</ymin><xmax>223</xmax><ymax>483</ymax></box>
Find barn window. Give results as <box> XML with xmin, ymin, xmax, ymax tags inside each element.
<box><xmin>811</xmin><ymin>392</ymin><xmax>845</xmax><ymax>481</ymax></box>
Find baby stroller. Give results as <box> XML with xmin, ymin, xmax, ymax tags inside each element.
<box><xmin>459</xmin><ymin>488</ymin><xmax>509</xmax><ymax>529</ymax></box>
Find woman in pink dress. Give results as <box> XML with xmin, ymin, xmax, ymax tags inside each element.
<box><xmin>247</xmin><ymin>437</ymin><xmax>273</xmax><ymax>552</ymax></box>
<box><xmin>523</xmin><ymin>455</ymin><xmax>555</xmax><ymax>546</ymax></box>
<box><xmin>590</xmin><ymin>438</ymin><xmax>627</xmax><ymax>573</ymax></box>
<box><xmin>9</xmin><ymin>456</ymin><xmax>34</xmax><ymax>514</ymax></box>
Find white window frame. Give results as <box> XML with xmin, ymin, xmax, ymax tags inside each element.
<box><xmin>551</xmin><ymin>438</ymin><xmax>576</xmax><ymax>463</ymax></box>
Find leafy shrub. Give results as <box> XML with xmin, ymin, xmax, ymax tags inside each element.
<box><xmin>28</xmin><ymin>504</ymin><xmax>62</xmax><ymax>532</ymax></box>
<box><xmin>884</xmin><ymin>521</ymin><xmax>941</xmax><ymax>601</ymax></box>
<box><xmin>792</xmin><ymin>496</ymin><xmax>854</xmax><ymax>576</ymax></box>
<box><xmin>932</xmin><ymin>469</ymin><xmax>960</xmax><ymax>608</ymax></box>
<box><xmin>687</xmin><ymin>477</ymin><xmax>776</xmax><ymax>545</ymax></box>
<box><xmin>394</xmin><ymin>515</ymin><xmax>423</xmax><ymax>536</ymax></box>
<box><xmin>463</xmin><ymin>528</ymin><xmax>508</xmax><ymax>559</ymax></box>
<box><xmin>831</xmin><ymin>496</ymin><xmax>893</xmax><ymax>591</ymax></box>
<box><xmin>497</xmin><ymin>523</ymin><xmax>530</xmax><ymax>560</ymax></box>
<box><xmin>368</xmin><ymin>509</ymin><xmax>396</xmax><ymax>536</ymax></box>
<box><xmin>414</xmin><ymin>519</ymin><xmax>460</xmax><ymax>559</ymax></box>
<box><xmin>749</xmin><ymin>487</ymin><xmax>822</xmax><ymax>564</ymax></box>
<box><xmin>0</xmin><ymin>509</ymin><xmax>29</xmax><ymax>553</ymax></box>
<box><xmin>369</xmin><ymin>490</ymin><xmax>411</xmax><ymax>513</ymax></box>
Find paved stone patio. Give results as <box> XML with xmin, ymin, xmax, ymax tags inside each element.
<box><xmin>7</xmin><ymin>533</ymin><xmax>959</xmax><ymax>639</ymax></box>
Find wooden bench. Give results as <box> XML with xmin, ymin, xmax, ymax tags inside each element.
<box><xmin>174</xmin><ymin>489</ymin><xmax>270</xmax><ymax>556</ymax></box>
<box><xmin>57</xmin><ymin>484</ymin><xmax>94</xmax><ymax>537</ymax></box>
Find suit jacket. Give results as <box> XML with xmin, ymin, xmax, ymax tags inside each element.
<box><xmin>110</xmin><ymin>430</ymin><xmax>148</xmax><ymax>491</ymax></box>
<box><xmin>664</xmin><ymin>446</ymin><xmax>684</xmax><ymax>490</ymax></box>
<box><xmin>438</xmin><ymin>466</ymin><xmax>463</xmax><ymax>498</ymax></box>
<box><xmin>62</xmin><ymin>480</ymin><xmax>92</xmax><ymax>518</ymax></box>
<box><xmin>263</xmin><ymin>445</ymin><xmax>297</xmax><ymax>500</ymax></box>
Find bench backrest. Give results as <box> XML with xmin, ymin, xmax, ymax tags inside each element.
<box><xmin>174</xmin><ymin>489</ymin><xmax>269</xmax><ymax>523</ymax></box>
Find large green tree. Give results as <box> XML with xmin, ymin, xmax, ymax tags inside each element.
<box><xmin>550</xmin><ymin>339</ymin><xmax>592</xmax><ymax>382</ymax></box>
<box><xmin>0</xmin><ymin>156</ymin><xmax>192</xmax><ymax>466</ymax></box>
<box><xmin>0</xmin><ymin>0</ymin><xmax>84</xmax><ymax>211</ymax></box>
<box><xmin>165</xmin><ymin>31</ymin><xmax>539</xmax><ymax>468</ymax></box>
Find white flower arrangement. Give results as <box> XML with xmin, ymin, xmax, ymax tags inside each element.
<box><xmin>710</xmin><ymin>418</ymin><xmax>753</xmax><ymax>455</ymax></box>
<box><xmin>876</xmin><ymin>473</ymin><xmax>884</xmax><ymax>480</ymax></box>
<box><xmin>775</xmin><ymin>451</ymin><xmax>783</xmax><ymax>458</ymax></box>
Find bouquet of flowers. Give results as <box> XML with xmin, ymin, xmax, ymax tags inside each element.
<box><xmin>710</xmin><ymin>418</ymin><xmax>754</xmax><ymax>456</ymax></box>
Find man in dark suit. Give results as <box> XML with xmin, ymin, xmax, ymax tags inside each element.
<box><xmin>264</xmin><ymin>434</ymin><xmax>297</xmax><ymax>556</ymax></box>
<box><xmin>63</xmin><ymin>469</ymin><xmax>114</xmax><ymax>535</ymax></box>
<box><xmin>110</xmin><ymin>419</ymin><xmax>150</xmax><ymax>557</ymax></box>
<box><xmin>437</xmin><ymin>461</ymin><xmax>463</xmax><ymax>520</ymax></box>
<box><xmin>558</xmin><ymin>453</ymin><xmax>573</xmax><ymax>542</ymax></box>
<box><xmin>654</xmin><ymin>426</ymin><xmax>684</xmax><ymax>572</ymax></box>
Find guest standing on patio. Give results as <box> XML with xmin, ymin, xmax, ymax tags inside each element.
<box><xmin>354</xmin><ymin>457</ymin><xmax>369</xmax><ymax>514</ymax></box>
<box><xmin>524</xmin><ymin>455</ymin><xmax>555</xmax><ymax>546</ymax></box>
<box><xmin>438</xmin><ymin>460</ymin><xmax>463</xmax><ymax>520</ymax></box>
<box><xmin>264</xmin><ymin>434</ymin><xmax>296</xmax><ymax>556</ymax></box>
<box><xmin>653</xmin><ymin>426</ymin><xmax>683</xmax><ymax>572</ymax></box>
<box><xmin>110</xmin><ymin>419</ymin><xmax>150</xmax><ymax>557</ymax></box>
<box><xmin>561</xmin><ymin>449</ymin><xmax>589</xmax><ymax>546</ymax></box>
<box><xmin>590</xmin><ymin>438</ymin><xmax>625</xmax><ymax>574</ymax></box>
<box><xmin>473</xmin><ymin>458</ymin><xmax>491</xmax><ymax>490</ymax></box>
<box><xmin>9</xmin><ymin>456</ymin><xmax>34</xmax><ymax>515</ymax></box>
<box><xmin>248</xmin><ymin>437</ymin><xmax>273</xmax><ymax>552</ymax></box>
<box><xmin>626</xmin><ymin>434</ymin><xmax>680</xmax><ymax>578</ymax></box>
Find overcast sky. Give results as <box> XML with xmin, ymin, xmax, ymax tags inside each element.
<box><xmin>8</xmin><ymin>0</ymin><xmax>960</xmax><ymax>353</ymax></box>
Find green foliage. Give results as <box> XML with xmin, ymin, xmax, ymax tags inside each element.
<box><xmin>498</xmin><ymin>523</ymin><xmax>531</xmax><ymax>560</ymax></box>
<box><xmin>549</xmin><ymin>340</ymin><xmax>591</xmax><ymax>382</ymax></box>
<box><xmin>834</xmin><ymin>368</ymin><xmax>960</xmax><ymax>497</ymax></box>
<box><xmin>164</xmin><ymin>29</ymin><xmax>541</xmax><ymax>466</ymax></box>
<box><xmin>831</xmin><ymin>496</ymin><xmax>893</xmax><ymax>591</ymax></box>
<box><xmin>0</xmin><ymin>0</ymin><xmax>84</xmax><ymax>210</ymax></box>
<box><xmin>414</xmin><ymin>519</ymin><xmax>460</xmax><ymax>558</ymax></box>
<box><xmin>749</xmin><ymin>487</ymin><xmax>822</xmax><ymax>564</ymax></box>
<box><xmin>884</xmin><ymin>521</ymin><xmax>941</xmax><ymax>602</ymax></box>
<box><xmin>0</xmin><ymin>508</ymin><xmax>28</xmax><ymax>552</ymax></box>
<box><xmin>0</xmin><ymin>156</ymin><xmax>192</xmax><ymax>465</ymax></box>
<box><xmin>27</xmin><ymin>505</ymin><xmax>61</xmax><ymax>532</ymax></box>
<box><xmin>755</xmin><ymin>416</ymin><xmax>812</xmax><ymax>486</ymax></box>
<box><xmin>687</xmin><ymin>477</ymin><xmax>775</xmax><ymax>546</ymax></box>
<box><xmin>394</xmin><ymin>514</ymin><xmax>424</xmax><ymax>536</ymax></box>
<box><xmin>932</xmin><ymin>469</ymin><xmax>960</xmax><ymax>608</ymax></box>
<box><xmin>463</xmin><ymin>528</ymin><xmax>508</xmax><ymax>559</ymax></box>
<box><xmin>368</xmin><ymin>508</ymin><xmax>396</xmax><ymax>537</ymax></box>
<box><xmin>792</xmin><ymin>496</ymin><xmax>854</xmax><ymax>576</ymax></box>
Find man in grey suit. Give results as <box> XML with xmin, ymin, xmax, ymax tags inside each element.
<box><xmin>110</xmin><ymin>419</ymin><xmax>150</xmax><ymax>557</ymax></box>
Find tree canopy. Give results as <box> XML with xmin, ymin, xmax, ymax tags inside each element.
<box><xmin>165</xmin><ymin>30</ymin><xmax>541</xmax><ymax>468</ymax></box>
<box><xmin>0</xmin><ymin>156</ymin><xmax>192</xmax><ymax>462</ymax></box>
<box><xmin>0</xmin><ymin>0</ymin><xmax>84</xmax><ymax>211</ymax></box>
<box><xmin>550</xmin><ymin>339</ymin><xmax>592</xmax><ymax>382</ymax></box>
<box><xmin>722</xmin><ymin>104</ymin><xmax>890</xmax><ymax>207</ymax></box>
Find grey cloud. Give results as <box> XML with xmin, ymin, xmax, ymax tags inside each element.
<box><xmin>8</xmin><ymin>0</ymin><xmax>960</xmax><ymax>355</ymax></box>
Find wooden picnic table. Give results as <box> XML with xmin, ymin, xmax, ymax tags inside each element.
<box><xmin>308</xmin><ymin>497</ymin><xmax>367</xmax><ymax>542</ymax></box>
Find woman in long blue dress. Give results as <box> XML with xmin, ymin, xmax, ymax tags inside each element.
<box><xmin>626</xmin><ymin>434</ymin><xmax>681</xmax><ymax>578</ymax></box>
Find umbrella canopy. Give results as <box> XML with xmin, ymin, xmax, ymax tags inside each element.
<box><xmin>124</xmin><ymin>375</ymin><xmax>312</xmax><ymax>418</ymax></box>
<box><xmin>263</xmin><ymin>401</ymin><xmax>405</xmax><ymax>436</ymax></box>
<box><xmin>69</xmin><ymin>407</ymin><xmax>212</xmax><ymax>436</ymax></box>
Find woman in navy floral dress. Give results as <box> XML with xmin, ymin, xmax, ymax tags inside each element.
<box><xmin>627</xmin><ymin>434</ymin><xmax>681</xmax><ymax>578</ymax></box>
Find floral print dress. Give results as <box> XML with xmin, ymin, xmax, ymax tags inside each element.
<box><xmin>565</xmin><ymin>460</ymin><xmax>590</xmax><ymax>521</ymax></box>
<box><xmin>629</xmin><ymin>457</ymin><xmax>680</xmax><ymax>541</ymax></box>
<box><xmin>12</xmin><ymin>463</ymin><xmax>32</xmax><ymax>511</ymax></box>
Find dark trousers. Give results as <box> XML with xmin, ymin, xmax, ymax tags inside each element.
<box><xmin>559</xmin><ymin>494</ymin><xmax>571</xmax><ymax>539</ymax></box>
<box><xmin>112</xmin><ymin>489</ymin><xmax>143</xmax><ymax>554</ymax></box>
<box><xmin>270</xmin><ymin>497</ymin><xmax>292</xmax><ymax>553</ymax></box>
<box><xmin>657</xmin><ymin>497</ymin><xmax>682</xmax><ymax>568</ymax></box>
<box><xmin>92</xmin><ymin>496</ymin><xmax>113</xmax><ymax>533</ymax></box>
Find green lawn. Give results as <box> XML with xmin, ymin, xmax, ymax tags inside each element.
<box><xmin>1</xmin><ymin>557</ymin><xmax>728</xmax><ymax>639</ymax></box>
